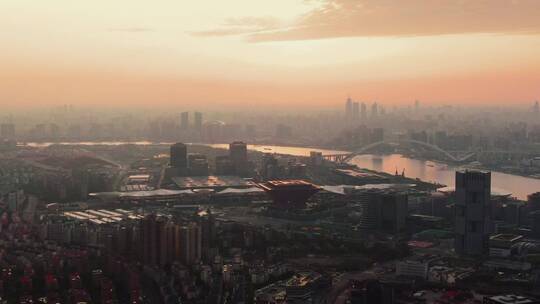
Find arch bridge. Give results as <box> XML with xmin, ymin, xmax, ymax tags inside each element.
<box><xmin>323</xmin><ymin>139</ymin><xmax>476</xmax><ymax>163</ymax></box>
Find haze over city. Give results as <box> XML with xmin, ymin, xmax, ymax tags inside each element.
<box><xmin>2</xmin><ymin>0</ymin><xmax>540</xmax><ymax>109</ymax></box>
<box><xmin>3</xmin><ymin>2</ymin><xmax>540</xmax><ymax>304</ymax></box>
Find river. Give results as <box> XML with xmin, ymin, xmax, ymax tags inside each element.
<box><xmin>23</xmin><ymin>142</ymin><xmax>540</xmax><ymax>200</ymax></box>
<box><xmin>210</xmin><ymin>144</ymin><xmax>540</xmax><ymax>200</ymax></box>
<box><xmin>348</xmin><ymin>154</ymin><xmax>540</xmax><ymax>200</ymax></box>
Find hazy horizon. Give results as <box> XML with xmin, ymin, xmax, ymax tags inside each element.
<box><xmin>2</xmin><ymin>0</ymin><xmax>540</xmax><ymax>108</ymax></box>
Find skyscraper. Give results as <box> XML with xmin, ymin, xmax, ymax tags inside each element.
<box><xmin>194</xmin><ymin>112</ymin><xmax>203</xmax><ymax>131</ymax></box>
<box><xmin>371</xmin><ymin>102</ymin><xmax>379</xmax><ymax>118</ymax></box>
<box><xmin>358</xmin><ymin>191</ymin><xmax>408</xmax><ymax>232</ymax></box>
<box><xmin>141</xmin><ymin>214</ymin><xmax>166</xmax><ymax>266</ymax></box>
<box><xmin>170</xmin><ymin>143</ymin><xmax>188</xmax><ymax>169</ymax></box>
<box><xmin>345</xmin><ymin>97</ymin><xmax>353</xmax><ymax>119</ymax></box>
<box><xmin>527</xmin><ymin>192</ymin><xmax>540</xmax><ymax>214</ymax></box>
<box><xmin>178</xmin><ymin>223</ymin><xmax>202</xmax><ymax>265</ymax></box>
<box><xmin>534</xmin><ymin>100</ymin><xmax>539</xmax><ymax>115</ymax></box>
<box><xmin>180</xmin><ymin>112</ymin><xmax>189</xmax><ymax>130</ymax></box>
<box><xmin>229</xmin><ymin>141</ymin><xmax>248</xmax><ymax>176</ymax></box>
<box><xmin>352</xmin><ymin>102</ymin><xmax>360</xmax><ymax>121</ymax></box>
<box><xmin>361</xmin><ymin>102</ymin><xmax>367</xmax><ymax>121</ymax></box>
<box><xmin>140</xmin><ymin>215</ymin><xmax>201</xmax><ymax>266</ymax></box>
<box><xmin>454</xmin><ymin>170</ymin><xmax>492</xmax><ymax>256</ymax></box>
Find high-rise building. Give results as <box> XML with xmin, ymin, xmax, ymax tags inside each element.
<box><xmin>141</xmin><ymin>214</ymin><xmax>165</xmax><ymax>266</ymax></box>
<box><xmin>140</xmin><ymin>215</ymin><xmax>202</xmax><ymax>266</ymax></box>
<box><xmin>229</xmin><ymin>141</ymin><xmax>248</xmax><ymax>176</ymax></box>
<box><xmin>261</xmin><ymin>154</ymin><xmax>280</xmax><ymax>180</ymax></box>
<box><xmin>215</xmin><ymin>155</ymin><xmax>234</xmax><ymax>175</ymax></box>
<box><xmin>199</xmin><ymin>210</ymin><xmax>216</xmax><ymax>259</ymax></box>
<box><xmin>178</xmin><ymin>223</ymin><xmax>202</xmax><ymax>265</ymax></box>
<box><xmin>531</xmin><ymin>211</ymin><xmax>540</xmax><ymax>238</ymax></box>
<box><xmin>188</xmin><ymin>153</ymin><xmax>209</xmax><ymax>176</ymax></box>
<box><xmin>454</xmin><ymin>170</ymin><xmax>492</xmax><ymax>256</ymax></box>
<box><xmin>533</xmin><ymin>101</ymin><xmax>539</xmax><ymax>114</ymax></box>
<box><xmin>180</xmin><ymin>112</ymin><xmax>189</xmax><ymax>130</ymax></box>
<box><xmin>527</xmin><ymin>192</ymin><xmax>540</xmax><ymax>212</ymax></box>
<box><xmin>170</xmin><ymin>143</ymin><xmax>187</xmax><ymax>169</ymax></box>
<box><xmin>358</xmin><ymin>191</ymin><xmax>408</xmax><ymax>232</ymax></box>
<box><xmin>371</xmin><ymin>102</ymin><xmax>379</xmax><ymax>118</ymax></box>
<box><xmin>194</xmin><ymin>112</ymin><xmax>203</xmax><ymax>131</ymax></box>
<box><xmin>352</xmin><ymin>102</ymin><xmax>360</xmax><ymax>121</ymax></box>
<box><xmin>204</xmin><ymin>121</ymin><xmax>224</xmax><ymax>143</ymax></box>
<box><xmin>361</xmin><ymin>102</ymin><xmax>367</xmax><ymax>120</ymax></box>
<box><xmin>380</xmin><ymin>192</ymin><xmax>408</xmax><ymax>232</ymax></box>
<box><xmin>345</xmin><ymin>97</ymin><xmax>353</xmax><ymax>119</ymax></box>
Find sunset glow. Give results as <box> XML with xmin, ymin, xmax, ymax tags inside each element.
<box><xmin>2</xmin><ymin>0</ymin><xmax>540</xmax><ymax>108</ymax></box>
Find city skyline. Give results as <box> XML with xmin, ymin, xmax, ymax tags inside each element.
<box><xmin>2</xmin><ymin>0</ymin><xmax>540</xmax><ymax>109</ymax></box>
<box><xmin>2</xmin><ymin>2</ymin><xmax>540</xmax><ymax>301</ymax></box>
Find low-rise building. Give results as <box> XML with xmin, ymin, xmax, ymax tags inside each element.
<box><xmin>484</xmin><ymin>294</ymin><xmax>540</xmax><ymax>304</ymax></box>
<box><xmin>489</xmin><ymin>234</ymin><xmax>523</xmax><ymax>258</ymax></box>
<box><xmin>396</xmin><ymin>255</ymin><xmax>439</xmax><ymax>279</ymax></box>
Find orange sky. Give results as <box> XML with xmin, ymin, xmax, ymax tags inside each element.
<box><xmin>2</xmin><ymin>0</ymin><xmax>540</xmax><ymax>109</ymax></box>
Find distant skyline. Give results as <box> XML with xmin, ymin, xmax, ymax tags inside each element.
<box><xmin>2</xmin><ymin>0</ymin><xmax>540</xmax><ymax>108</ymax></box>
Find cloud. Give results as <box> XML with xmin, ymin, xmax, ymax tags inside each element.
<box><xmin>107</xmin><ymin>27</ymin><xmax>154</xmax><ymax>33</ymax></box>
<box><xmin>197</xmin><ymin>0</ymin><xmax>540</xmax><ymax>42</ymax></box>
<box><xmin>191</xmin><ymin>16</ymin><xmax>282</xmax><ymax>37</ymax></box>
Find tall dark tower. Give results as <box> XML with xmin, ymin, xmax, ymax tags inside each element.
<box><xmin>170</xmin><ymin>143</ymin><xmax>188</xmax><ymax>169</ymax></box>
<box><xmin>454</xmin><ymin>170</ymin><xmax>492</xmax><ymax>256</ymax></box>
<box><xmin>229</xmin><ymin>141</ymin><xmax>248</xmax><ymax>176</ymax></box>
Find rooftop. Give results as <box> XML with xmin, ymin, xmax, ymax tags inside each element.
<box><xmin>335</xmin><ymin>169</ymin><xmax>388</xmax><ymax>179</ymax></box>
<box><xmin>320</xmin><ymin>183</ymin><xmax>415</xmax><ymax>195</ymax></box>
<box><xmin>490</xmin><ymin>234</ymin><xmax>524</xmax><ymax>242</ymax></box>
<box><xmin>63</xmin><ymin>209</ymin><xmax>143</xmax><ymax>224</ymax></box>
<box><xmin>259</xmin><ymin>180</ymin><xmax>321</xmax><ymax>191</ymax></box>
<box><xmin>266</xmin><ymin>180</ymin><xmax>314</xmax><ymax>187</ymax></box>
<box><xmin>487</xmin><ymin>295</ymin><xmax>539</xmax><ymax>304</ymax></box>
<box><xmin>286</xmin><ymin>272</ymin><xmax>322</xmax><ymax>287</ymax></box>
<box><xmin>438</xmin><ymin>186</ymin><xmax>511</xmax><ymax>197</ymax></box>
<box><xmin>90</xmin><ymin>189</ymin><xmax>195</xmax><ymax>199</ymax></box>
<box><xmin>456</xmin><ymin>169</ymin><xmax>491</xmax><ymax>174</ymax></box>
<box><xmin>216</xmin><ymin>187</ymin><xmax>264</xmax><ymax>195</ymax></box>
<box><xmin>173</xmin><ymin>175</ymin><xmax>254</xmax><ymax>189</ymax></box>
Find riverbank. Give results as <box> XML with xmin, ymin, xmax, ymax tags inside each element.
<box><xmin>399</xmin><ymin>151</ymin><xmax>540</xmax><ymax>181</ymax></box>
<box><xmin>17</xmin><ymin>141</ymin><xmax>540</xmax><ymax>200</ymax></box>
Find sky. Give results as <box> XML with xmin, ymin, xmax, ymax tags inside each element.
<box><xmin>1</xmin><ymin>0</ymin><xmax>540</xmax><ymax>110</ymax></box>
